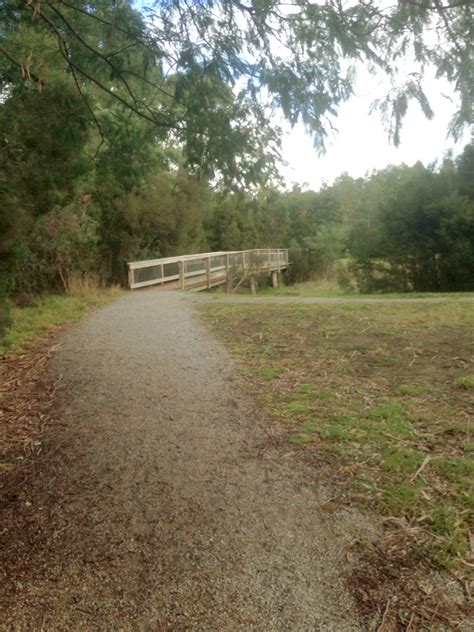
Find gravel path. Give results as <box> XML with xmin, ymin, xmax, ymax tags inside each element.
<box><xmin>3</xmin><ymin>291</ymin><xmax>378</xmax><ymax>631</ymax></box>
<box><xmin>197</xmin><ymin>295</ymin><xmax>474</xmax><ymax>305</ymax></box>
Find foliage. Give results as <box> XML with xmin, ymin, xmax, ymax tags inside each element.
<box><xmin>1</xmin><ymin>0</ymin><xmax>471</xmax><ymax>154</ymax></box>
<box><xmin>347</xmin><ymin>149</ymin><xmax>474</xmax><ymax>292</ymax></box>
<box><xmin>15</xmin><ymin>202</ymin><xmax>100</xmax><ymax>294</ymax></box>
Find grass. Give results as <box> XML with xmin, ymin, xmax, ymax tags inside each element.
<box><xmin>454</xmin><ymin>374</ymin><xmax>474</xmax><ymax>389</ymax></box>
<box><xmin>257</xmin><ymin>278</ymin><xmax>474</xmax><ymax>300</ymax></box>
<box><xmin>258</xmin><ymin>279</ymin><xmax>349</xmax><ymax>297</ymax></box>
<box><xmin>0</xmin><ymin>288</ymin><xmax>122</xmax><ymax>355</ymax></box>
<box><xmin>201</xmin><ymin>299</ymin><xmax>474</xmax><ymax>571</ymax></box>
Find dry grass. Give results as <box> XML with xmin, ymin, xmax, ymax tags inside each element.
<box><xmin>202</xmin><ymin>300</ymin><xmax>474</xmax><ymax>626</ymax></box>
<box><xmin>0</xmin><ymin>286</ymin><xmax>121</xmax><ymax>471</ymax></box>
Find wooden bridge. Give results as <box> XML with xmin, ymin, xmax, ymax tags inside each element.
<box><xmin>127</xmin><ymin>248</ymin><xmax>289</xmax><ymax>291</ymax></box>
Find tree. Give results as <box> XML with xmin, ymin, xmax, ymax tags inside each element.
<box><xmin>1</xmin><ymin>0</ymin><xmax>472</xmax><ymax>178</ymax></box>
<box><xmin>0</xmin><ymin>0</ymin><xmax>281</xmax><ymax>187</ymax></box>
<box><xmin>347</xmin><ymin>148</ymin><xmax>474</xmax><ymax>292</ymax></box>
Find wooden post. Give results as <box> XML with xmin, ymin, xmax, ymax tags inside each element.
<box><xmin>250</xmin><ymin>275</ymin><xmax>257</xmax><ymax>295</ymax></box>
<box><xmin>160</xmin><ymin>263</ymin><xmax>164</xmax><ymax>285</ymax></box>
<box><xmin>179</xmin><ymin>260</ymin><xmax>185</xmax><ymax>290</ymax></box>
<box><xmin>206</xmin><ymin>256</ymin><xmax>211</xmax><ymax>289</ymax></box>
<box><xmin>268</xmin><ymin>249</ymin><xmax>271</xmax><ymax>270</ymax></box>
<box><xmin>272</xmin><ymin>270</ymin><xmax>279</xmax><ymax>288</ymax></box>
<box><xmin>128</xmin><ymin>265</ymin><xmax>134</xmax><ymax>289</ymax></box>
<box><xmin>225</xmin><ymin>254</ymin><xmax>230</xmax><ymax>292</ymax></box>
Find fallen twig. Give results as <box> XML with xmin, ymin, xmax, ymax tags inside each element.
<box><xmin>376</xmin><ymin>598</ymin><xmax>391</xmax><ymax>631</ymax></box>
<box><xmin>413</xmin><ymin>605</ymin><xmax>452</xmax><ymax>624</ymax></box>
<box><xmin>408</xmin><ymin>455</ymin><xmax>440</xmax><ymax>483</ymax></box>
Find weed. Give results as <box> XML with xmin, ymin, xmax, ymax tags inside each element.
<box><xmin>380</xmin><ymin>446</ymin><xmax>424</xmax><ymax>475</ymax></box>
<box><xmin>256</xmin><ymin>364</ymin><xmax>286</xmax><ymax>380</ymax></box>
<box><xmin>377</xmin><ymin>482</ymin><xmax>419</xmax><ymax>514</ymax></box>
<box><xmin>311</xmin><ymin>389</ymin><xmax>333</xmax><ymax>400</ymax></box>
<box><xmin>283</xmin><ymin>401</ymin><xmax>310</xmax><ymax>413</ymax></box>
<box><xmin>296</xmin><ymin>383</ymin><xmax>312</xmax><ymax>394</ymax></box>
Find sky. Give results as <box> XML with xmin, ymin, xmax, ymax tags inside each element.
<box><xmin>137</xmin><ymin>0</ymin><xmax>471</xmax><ymax>192</ymax></box>
<box><xmin>278</xmin><ymin>68</ymin><xmax>471</xmax><ymax>191</ymax></box>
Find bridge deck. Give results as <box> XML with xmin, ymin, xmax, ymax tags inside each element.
<box><xmin>127</xmin><ymin>249</ymin><xmax>289</xmax><ymax>291</ymax></box>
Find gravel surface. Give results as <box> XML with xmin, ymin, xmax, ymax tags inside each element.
<box><xmin>198</xmin><ymin>295</ymin><xmax>474</xmax><ymax>305</ymax></box>
<box><xmin>3</xmin><ymin>290</ymin><xmax>379</xmax><ymax>631</ymax></box>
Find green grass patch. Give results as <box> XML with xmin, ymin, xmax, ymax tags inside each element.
<box><xmin>201</xmin><ymin>299</ymin><xmax>474</xmax><ymax>570</ymax></box>
<box><xmin>395</xmin><ymin>384</ymin><xmax>435</xmax><ymax>396</ymax></box>
<box><xmin>0</xmin><ymin>289</ymin><xmax>121</xmax><ymax>355</ymax></box>
<box><xmin>454</xmin><ymin>374</ymin><xmax>474</xmax><ymax>389</ymax></box>
<box><xmin>258</xmin><ymin>279</ymin><xmax>474</xmax><ymax>300</ymax></box>
<box><xmin>288</xmin><ymin>432</ymin><xmax>313</xmax><ymax>445</ymax></box>
<box><xmin>259</xmin><ymin>279</ymin><xmax>348</xmax><ymax>297</ymax></box>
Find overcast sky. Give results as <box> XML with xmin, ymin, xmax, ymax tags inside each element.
<box><xmin>278</xmin><ymin>67</ymin><xmax>471</xmax><ymax>191</ymax></box>
<box><xmin>138</xmin><ymin>0</ymin><xmax>470</xmax><ymax>192</ymax></box>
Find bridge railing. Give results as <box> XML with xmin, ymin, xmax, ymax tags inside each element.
<box><xmin>127</xmin><ymin>248</ymin><xmax>289</xmax><ymax>290</ymax></box>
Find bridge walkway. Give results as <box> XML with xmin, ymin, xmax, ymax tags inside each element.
<box><xmin>127</xmin><ymin>248</ymin><xmax>289</xmax><ymax>291</ymax></box>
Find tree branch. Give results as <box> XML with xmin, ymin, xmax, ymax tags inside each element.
<box><xmin>47</xmin><ymin>3</ymin><xmax>140</xmax><ymax>109</ymax></box>
<box><xmin>65</xmin><ymin>47</ymin><xmax>106</xmax><ymax>159</ymax></box>
<box><xmin>0</xmin><ymin>44</ymin><xmax>44</xmax><ymax>88</ymax></box>
<box><xmin>34</xmin><ymin>8</ymin><xmax>183</xmax><ymax>130</ymax></box>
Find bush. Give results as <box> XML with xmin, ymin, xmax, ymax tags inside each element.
<box><xmin>14</xmin><ymin>202</ymin><xmax>100</xmax><ymax>295</ymax></box>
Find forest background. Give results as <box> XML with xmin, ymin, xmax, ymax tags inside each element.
<box><xmin>1</xmin><ymin>0</ymin><xmax>473</xmax><ymax>340</ymax></box>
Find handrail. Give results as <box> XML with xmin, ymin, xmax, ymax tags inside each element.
<box><xmin>127</xmin><ymin>251</ymin><xmax>234</xmax><ymax>269</ymax></box>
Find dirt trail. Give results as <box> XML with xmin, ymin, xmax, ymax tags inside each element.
<box><xmin>2</xmin><ymin>291</ymin><xmax>378</xmax><ymax>631</ymax></box>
